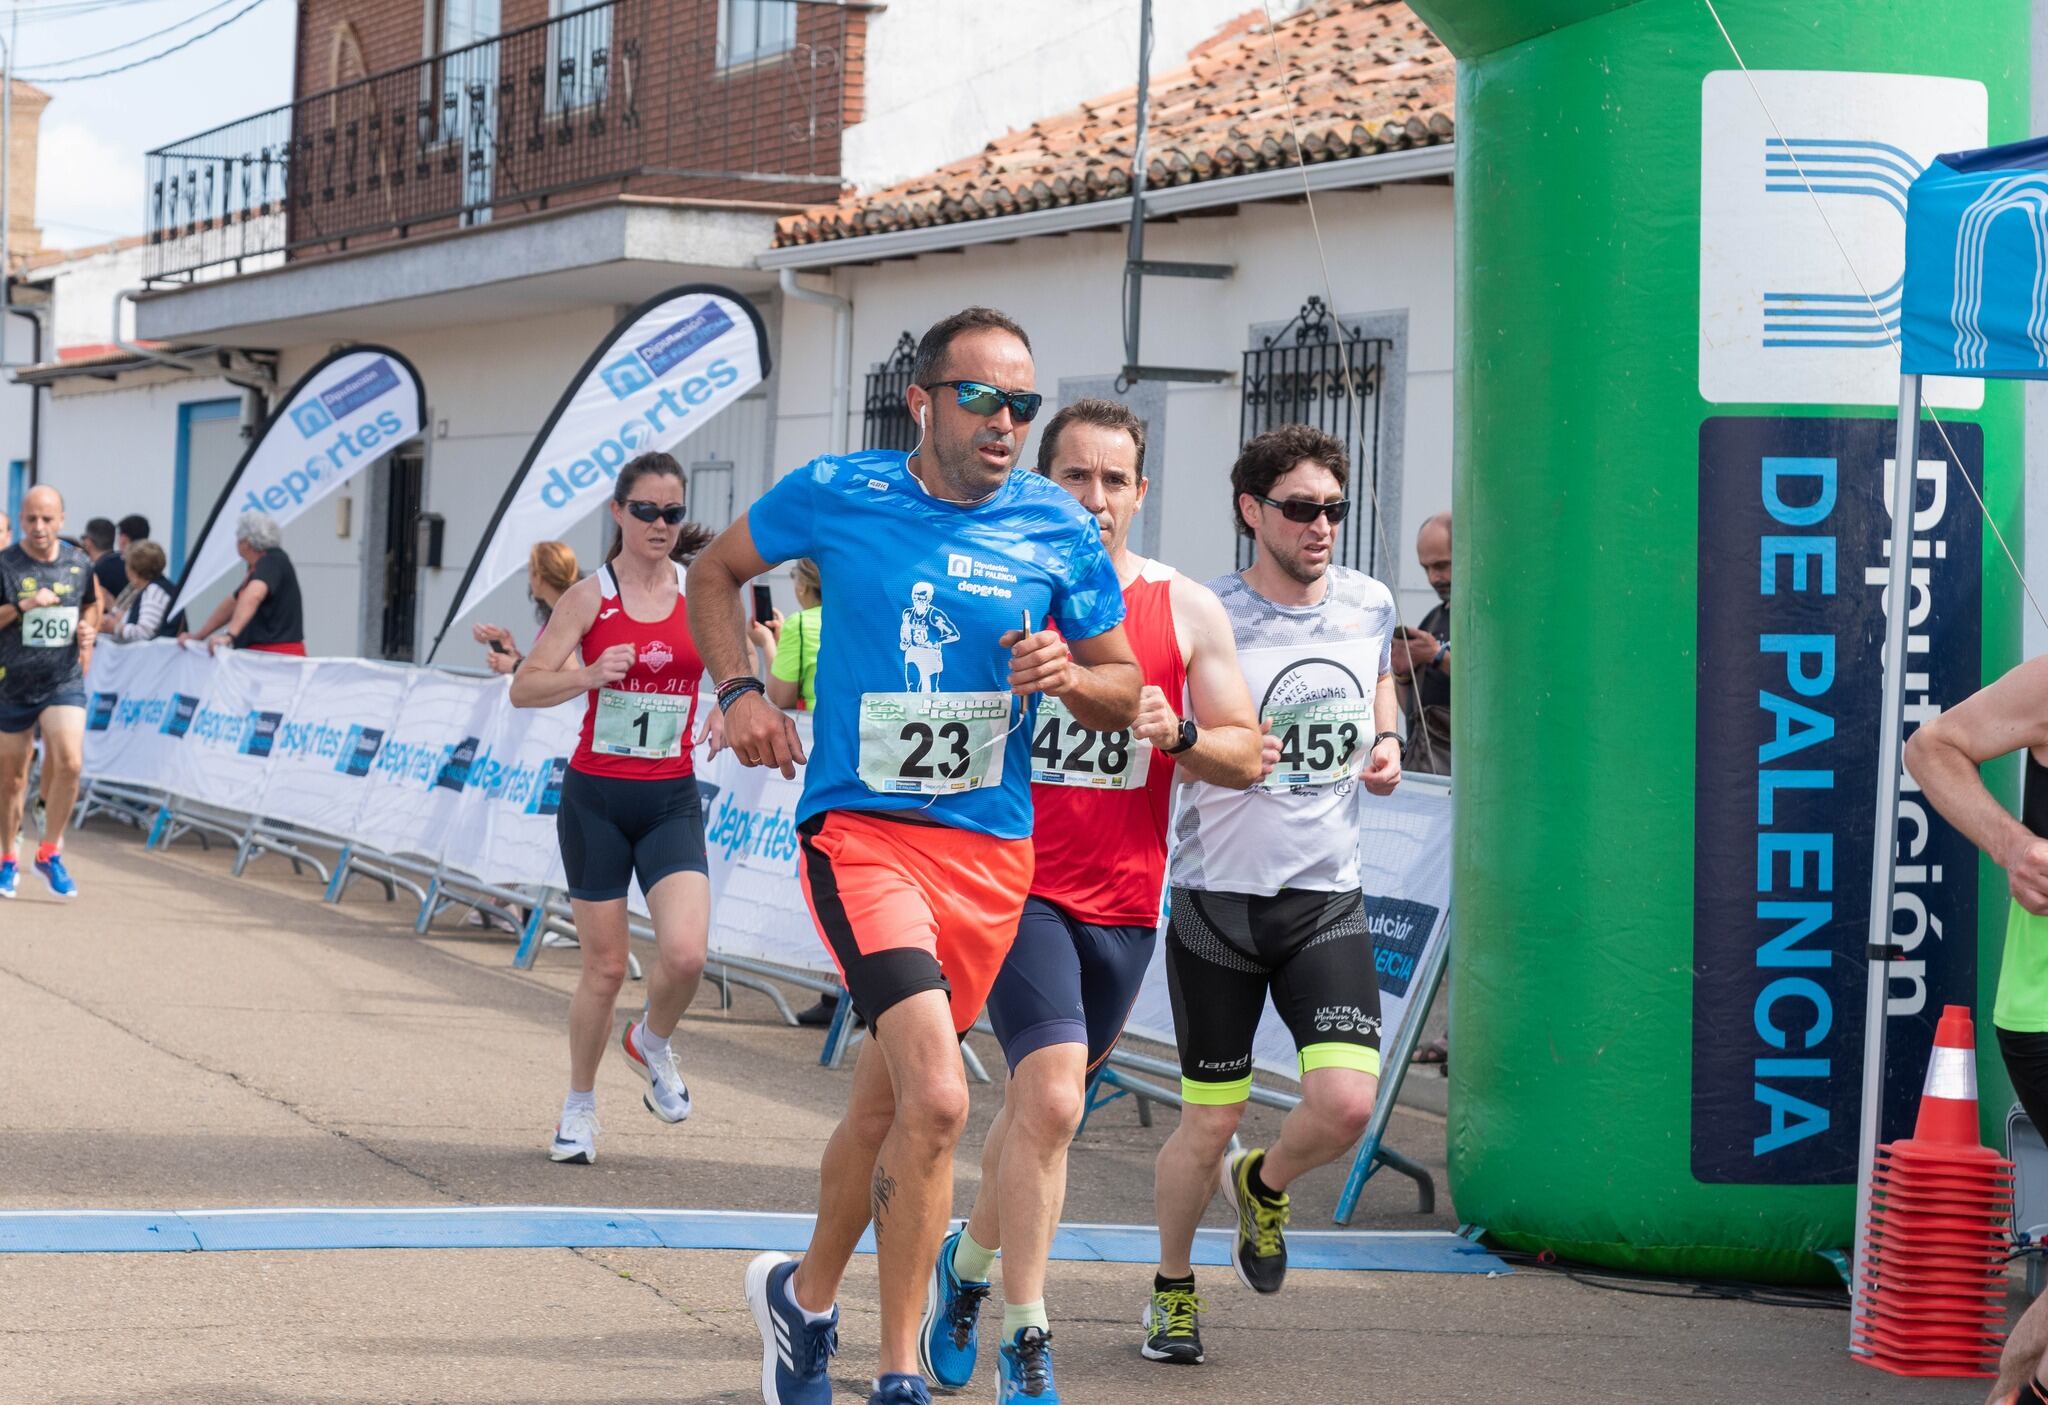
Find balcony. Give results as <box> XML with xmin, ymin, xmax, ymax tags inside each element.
<box><xmin>144</xmin><ymin>0</ymin><xmax>864</xmax><ymax>281</ymax></box>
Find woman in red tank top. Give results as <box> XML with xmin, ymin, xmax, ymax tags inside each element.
<box><xmin>509</xmin><ymin>451</ymin><xmax>718</xmax><ymax>1165</ymax></box>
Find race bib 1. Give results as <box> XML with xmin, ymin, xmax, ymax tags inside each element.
<box><xmin>858</xmin><ymin>691</ymin><xmax>1012</xmax><ymax>795</ymax></box>
<box><xmin>1029</xmin><ymin>695</ymin><xmax>1151</xmax><ymax>790</ymax></box>
<box><xmin>1260</xmin><ymin>696</ymin><xmax>1372</xmax><ymax>790</ymax></box>
<box><xmin>592</xmin><ymin>687</ymin><xmax>689</xmax><ymax>759</ymax></box>
<box><xmin>21</xmin><ymin>605</ymin><xmax>78</xmax><ymax>650</ymax></box>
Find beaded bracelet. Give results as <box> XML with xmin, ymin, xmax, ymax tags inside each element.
<box><xmin>716</xmin><ymin>676</ymin><xmax>766</xmax><ymax>711</ymax></box>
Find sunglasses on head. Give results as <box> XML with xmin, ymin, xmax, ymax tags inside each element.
<box><xmin>1256</xmin><ymin>494</ymin><xmax>1350</xmax><ymax>525</ymax></box>
<box><xmin>624</xmin><ymin>500</ymin><xmax>687</xmax><ymax>525</ymax></box>
<box><xmin>923</xmin><ymin>379</ymin><xmax>1044</xmax><ymax>423</ymax></box>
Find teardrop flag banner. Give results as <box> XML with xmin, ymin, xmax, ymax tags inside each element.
<box><xmin>427</xmin><ymin>284</ymin><xmax>771</xmax><ymax>661</ymax></box>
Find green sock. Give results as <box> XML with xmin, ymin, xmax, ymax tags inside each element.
<box><xmin>1002</xmin><ymin>1300</ymin><xmax>1049</xmax><ymax>1341</ymax></box>
<box><xmin>952</xmin><ymin>1227</ymin><xmax>998</xmax><ymax>1284</ymax></box>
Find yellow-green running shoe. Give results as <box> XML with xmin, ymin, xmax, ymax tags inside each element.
<box><xmin>1224</xmin><ymin>1149</ymin><xmax>1289</xmax><ymax>1293</ymax></box>
<box><xmin>1141</xmin><ymin>1284</ymin><xmax>1205</xmax><ymax>1365</ymax></box>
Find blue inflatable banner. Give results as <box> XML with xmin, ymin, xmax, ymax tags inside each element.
<box><xmin>1902</xmin><ymin>135</ymin><xmax>2048</xmax><ymax>378</ymax></box>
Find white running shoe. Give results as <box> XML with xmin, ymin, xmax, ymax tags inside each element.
<box><xmin>550</xmin><ymin>1106</ymin><xmax>599</xmax><ymax>1164</ymax></box>
<box><xmin>623</xmin><ymin>1019</ymin><xmax>693</xmax><ymax>1123</ymax></box>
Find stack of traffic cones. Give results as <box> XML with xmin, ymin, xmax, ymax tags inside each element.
<box><xmin>1854</xmin><ymin>1004</ymin><xmax>2014</xmax><ymax>1378</ymax></box>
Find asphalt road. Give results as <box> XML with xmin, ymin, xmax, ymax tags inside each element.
<box><xmin>0</xmin><ymin>821</ymin><xmax>2006</xmax><ymax>1403</ymax></box>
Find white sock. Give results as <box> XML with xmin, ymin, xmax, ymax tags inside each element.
<box><xmin>784</xmin><ymin>1272</ymin><xmax>835</xmax><ymax>1324</ymax></box>
<box><xmin>562</xmin><ymin>1089</ymin><xmax>595</xmax><ymax>1118</ymax></box>
<box><xmin>637</xmin><ymin>1016</ymin><xmax>670</xmax><ymax>1057</ymax></box>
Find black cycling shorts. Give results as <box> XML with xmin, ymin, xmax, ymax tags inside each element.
<box><xmin>556</xmin><ymin>767</ymin><xmax>708</xmax><ymax>902</ymax></box>
<box><xmin>985</xmin><ymin>895</ymin><xmax>1156</xmax><ymax>1074</ymax></box>
<box><xmin>1164</xmin><ymin>886</ymin><xmax>1383</xmax><ymax>1105</ymax></box>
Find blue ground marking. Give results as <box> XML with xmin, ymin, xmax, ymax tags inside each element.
<box><xmin>0</xmin><ymin>1207</ymin><xmax>1508</xmax><ymax>1273</ymax></box>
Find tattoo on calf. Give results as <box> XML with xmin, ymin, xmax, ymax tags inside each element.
<box><xmin>871</xmin><ymin>1167</ymin><xmax>897</xmax><ymax>1240</ymax></box>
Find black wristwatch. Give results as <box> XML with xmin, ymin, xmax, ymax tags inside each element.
<box><xmin>1372</xmin><ymin>730</ymin><xmax>1402</xmax><ymax>752</ymax></box>
<box><xmin>1163</xmin><ymin>717</ymin><xmax>1199</xmax><ymax>755</ymax></box>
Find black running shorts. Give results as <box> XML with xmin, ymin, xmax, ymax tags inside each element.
<box><xmin>556</xmin><ymin>767</ymin><xmax>708</xmax><ymax>902</ymax></box>
<box><xmin>1164</xmin><ymin>886</ymin><xmax>1383</xmax><ymax>1104</ymax></box>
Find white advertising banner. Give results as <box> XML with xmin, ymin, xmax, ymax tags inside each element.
<box><xmin>256</xmin><ymin>659</ymin><xmax>412</xmax><ymax>840</ymax></box>
<box><xmin>163</xmin><ymin>649</ymin><xmax>310</xmax><ymax>814</ymax></box>
<box><xmin>352</xmin><ymin>669</ymin><xmax>504</xmax><ymax>865</ymax></box>
<box><xmin>82</xmin><ymin>642</ymin><xmax>215</xmax><ymax>786</ymax></box>
<box><xmin>83</xmin><ymin>646</ymin><xmax>1450</xmax><ymax>1087</ymax></box>
<box><xmin>473</xmin><ymin>696</ymin><xmax>582</xmax><ymax>890</ymax></box>
<box><xmin>169</xmin><ymin>347</ymin><xmax>427</xmax><ymax>613</ymax></box>
<box><xmin>1123</xmin><ymin>779</ymin><xmax>1453</xmax><ymax>1079</ymax></box>
<box><xmin>430</xmin><ymin>285</ymin><xmax>772</xmax><ymax>659</ymax></box>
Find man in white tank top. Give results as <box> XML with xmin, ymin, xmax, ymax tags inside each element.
<box><xmin>1143</xmin><ymin>425</ymin><xmax>1403</xmax><ymax>1368</ymax></box>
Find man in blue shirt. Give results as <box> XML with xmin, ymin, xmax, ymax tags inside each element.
<box><xmin>689</xmin><ymin>308</ymin><xmax>1138</xmax><ymax>1405</ymax></box>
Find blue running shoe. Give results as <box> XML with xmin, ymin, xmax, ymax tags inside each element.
<box><xmin>0</xmin><ymin>859</ymin><xmax>16</xmax><ymax>899</ymax></box>
<box><xmin>869</xmin><ymin>1373</ymin><xmax>930</xmax><ymax>1405</ymax></box>
<box><xmin>747</xmin><ymin>1251</ymin><xmax>837</xmax><ymax>1405</ymax></box>
<box><xmin>35</xmin><ymin>853</ymin><xmax>76</xmax><ymax>899</ymax></box>
<box><xmin>918</xmin><ymin>1226</ymin><xmax>990</xmax><ymax>1388</ymax></box>
<box><xmin>997</xmin><ymin>1326</ymin><xmax>1059</xmax><ymax>1402</ymax></box>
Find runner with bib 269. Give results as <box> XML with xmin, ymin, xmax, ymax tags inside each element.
<box><xmin>1144</xmin><ymin>424</ymin><xmax>1403</xmax><ymax>1367</ymax></box>
<box><xmin>510</xmin><ymin>450</ymin><xmax>718</xmax><ymax>1166</ymax></box>
<box><xmin>688</xmin><ymin>308</ymin><xmax>1139</xmax><ymax>1405</ymax></box>
<box><xmin>0</xmin><ymin>485</ymin><xmax>99</xmax><ymax>900</ymax></box>
<box><xmin>921</xmin><ymin>399</ymin><xmax>1267</xmax><ymax>1402</ymax></box>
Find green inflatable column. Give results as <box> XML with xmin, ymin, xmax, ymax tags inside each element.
<box><xmin>1408</xmin><ymin>0</ymin><xmax>2029</xmax><ymax>1278</ymax></box>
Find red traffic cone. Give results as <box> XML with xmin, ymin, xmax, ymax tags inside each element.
<box><xmin>1855</xmin><ymin>1005</ymin><xmax>2012</xmax><ymax>1381</ymax></box>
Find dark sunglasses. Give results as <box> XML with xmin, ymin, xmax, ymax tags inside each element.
<box><xmin>924</xmin><ymin>379</ymin><xmax>1044</xmax><ymax>423</ymax></box>
<box><xmin>1256</xmin><ymin>494</ymin><xmax>1350</xmax><ymax>525</ymax></box>
<box><xmin>624</xmin><ymin>500</ymin><xmax>687</xmax><ymax>525</ymax></box>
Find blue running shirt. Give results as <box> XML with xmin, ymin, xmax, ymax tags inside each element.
<box><xmin>748</xmin><ymin>451</ymin><xmax>1125</xmax><ymax>839</ymax></box>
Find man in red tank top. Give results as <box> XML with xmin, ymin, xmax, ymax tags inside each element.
<box><xmin>920</xmin><ymin>400</ymin><xmax>1270</xmax><ymax>1393</ymax></box>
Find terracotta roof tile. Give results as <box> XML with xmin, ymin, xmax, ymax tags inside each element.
<box><xmin>773</xmin><ymin>0</ymin><xmax>1453</xmax><ymax>249</ymax></box>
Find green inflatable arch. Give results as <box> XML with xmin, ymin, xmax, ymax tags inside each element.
<box><xmin>1415</xmin><ymin>0</ymin><xmax>2030</xmax><ymax>1279</ymax></box>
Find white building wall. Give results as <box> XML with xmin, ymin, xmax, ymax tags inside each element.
<box><xmin>843</xmin><ymin>0</ymin><xmax>1258</xmax><ymax>194</ymax></box>
<box><xmin>773</xmin><ymin>183</ymin><xmax>1455</xmax><ymax>627</ymax></box>
<box><xmin>48</xmin><ymin>243</ymin><xmax>147</xmax><ymax>353</ymax></box>
<box><xmin>39</xmin><ymin>365</ymin><xmax>242</xmax><ymax>553</ymax></box>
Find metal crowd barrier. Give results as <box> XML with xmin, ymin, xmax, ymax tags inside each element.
<box><xmin>73</xmin><ymin>773</ymin><xmax>1446</xmax><ymax>1224</ymax></box>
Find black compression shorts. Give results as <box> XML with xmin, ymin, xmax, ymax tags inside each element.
<box><xmin>1164</xmin><ymin>886</ymin><xmax>1383</xmax><ymax>1104</ymax></box>
<box><xmin>556</xmin><ymin>767</ymin><xmax>707</xmax><ymax>902</ymax></box>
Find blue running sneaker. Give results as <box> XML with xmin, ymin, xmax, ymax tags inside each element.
<box><xmin>869</xmin><ymin>1373</ymin><xmax>930</xmax><ymax>1405</ymax></box>
<box><xmin>746</xmin><ymin>1251</ymin><xmax>837</xmax><ymax>1405</ymax></box>
<box><xmin>997</xmin><ymin>1326</ymin><xmax>1059</xmax><ymax>1402</ymax></box>
<box><xmin>0</xmin><ymin>859</ymin><xmax>16</xmax><ymax>899</ymax></box>
<box><xmin>35</xmin><ymin>853</ymin><xmax>76</xmax><ymax>899</ymax></box>
<box><xmin>918</xmin><ymin>1226</ymin><xmax>990</xmax><ymax>1388</ymax></box>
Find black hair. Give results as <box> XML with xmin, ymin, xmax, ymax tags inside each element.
<box><xmin>909</xmin><ymin>306</ymin><xmax>1032</xmax><ymax>387</ymax></box>
<box><xmin>1229</xmin><ymin>424</ymin><xmax>1349</xmax><ymax>540</ymax></box>
<box><xmin>119</xmin><ymin>513</ymin><xmax>150</xmax><ymax>542</ymax></box>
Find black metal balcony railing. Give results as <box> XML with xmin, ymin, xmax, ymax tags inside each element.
<box><xmin>144</xmin><ymin>0</ymin><xmax>855</xmax><ymax>280</ymax></box>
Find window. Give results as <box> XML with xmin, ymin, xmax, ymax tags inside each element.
<box><xmin>718</xmin><ymin>0</ymin><xmax>795</xmax><ymax>69</ymax></box>
<box><xmin>862</xmin><ymin>332</ymin><xmax>918</xmax><ymax>452</ymax></box>
<box><xmin>548</xmin><ymin>0</ymin><xmax>613</xmax><ymax>111</ymax></box>
<box><xmin>1237</xmin><ymin>298</ymin><xmax>1404</xmax><ymax>577</ymax></box>
<box><xmin>435</xmin><ymin>0</ymin><xmax>500</xmax><ymax>53</ymax></box>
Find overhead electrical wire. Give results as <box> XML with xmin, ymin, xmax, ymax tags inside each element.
<box><xmin>16</xmin><ymin>0</ymin><xmax>248</xmax><ymax>71</ymax></box>
<box><xmin>1252</xmin><ymin>0</ymin><xmax>1444</xmax><ymax>772</ymax></box>
<box><xmin>15</xmin><ymin>0</ymin><xmax>274</xmax><ymax>82</ymax></box>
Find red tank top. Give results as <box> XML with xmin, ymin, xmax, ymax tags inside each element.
<box><xmin>1029</xmin><ymin>559</ymin><xmax>1187</xmax><ymax>925</ymax></box>
<box><xmin>569</xmin><ymin>560</ymin><xmax>704</xmax><ymax>780</ymax></box>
